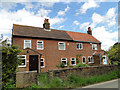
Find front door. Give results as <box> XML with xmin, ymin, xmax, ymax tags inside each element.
<box><xmin>103</xmin><ymin>55</ymin><xmax>107</xmax><ymax>64</ymax></box>
<box><xmin>29</xmin><ymin>55</ymin><xmax>38</xmax><ymax>71</ymax></box>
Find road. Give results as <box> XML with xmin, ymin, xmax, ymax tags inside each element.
<box><xmin>82</xmin><ymin>79</ymin><xmax>119</xmax><ymax>88</ymax></box>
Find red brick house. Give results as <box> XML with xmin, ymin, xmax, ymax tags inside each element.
<box><xmin>12</xmin><ymin>19</ymin><xmax>109</xmax><ymax>72</ymax></box>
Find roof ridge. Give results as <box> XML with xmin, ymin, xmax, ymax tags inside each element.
<box><xmin>13</xmin><ymin>24</ymin><xmax>87</xmax><ymax>34</ymax></box>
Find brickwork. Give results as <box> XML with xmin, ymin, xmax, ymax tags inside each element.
<box><xmin>48</xmin><ymin>65</ymin><xmax>118</xmax><ymax>80</ymax></box>
<box><xmin>16</xmin><ymin>71</ymin><xmax>38</xmax><ymax>88</ymax></box>
<box><xmin>13</xmin><ymin>36</ymin><xmax>108</xmax><ymax>72</ymax></box>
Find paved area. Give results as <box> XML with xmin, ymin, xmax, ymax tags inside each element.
<box><xmin>82</xmin><ymin>79</ymin><xmax>119</xmax><ymax>88</ymax></box>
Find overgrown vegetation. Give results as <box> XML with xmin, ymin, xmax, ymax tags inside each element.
<box><xmin>30</xmin><ymin>69</ymin><xmax>119</xmax><ymax>89</ymax></box>
<box><xmin>76</xmin><ymin>54</ymin><xmax>82</xmax><ymax>63</ymax></box>
<box><xmin>74</xmin><ymin>63</ymin><xmax>89</xmax><ymax>67</ymax></box>
<box><xmin>2</xmin><ymin>40</ymin><xmax>22</xmax><ymax>89</ymax></box>
<box><xmin>108</xmin><ymin>44</ymin><xmax>120</xmax><ymax>64</ymax></box>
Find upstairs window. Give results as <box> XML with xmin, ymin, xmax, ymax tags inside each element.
<box><xmin>58</xmin><ymin>42</ymin><xmax>65</xmax><ymax>50</ymax></box>
<box><xmin>37</xmin><ymin>41</ymin><xmax>44</xmax><ymax>50</ymax></box>
<box><xmin>82</xmin><ymin>56</ymin><xmax>86</xmax><ymax>64</ymax></box>
<box><xmin>61</xmin><ymin>58</ymin><xmax>67</xmax><ymax>66</ymax></box>
<box><xmin>24</xmin><ymin>40</ymin><xmax>31</xmax><ymax>49</ymax></box>
<box><xmin>40</xmin><ymin>58</ymin><xmax>45</xmax><ymax>68</ymax></box>
<box><xmin>88</xmin><ymin>56</ymin><xmax>94</xmax><ymax>63</ymax></box>
<box><xmin>76</xmin><ymin>43</ymin><xmax>83</xmax><ymax>50</ymax></box>
<box><xmin>92</xmin><ymin>44</ymin><xmax>97</xmax><ymax>50</ymax></box>
<box><xmin>17</xmin><ymin>55</ymin><xmax>26</xmax><ymax>67</ymax></box>
<box><xmin>71</xmin><ymin>58</ymin><xmax>76</xmax><ymax>66</ymax></box>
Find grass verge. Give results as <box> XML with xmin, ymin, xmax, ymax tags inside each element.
<box><xmin>30</xmin><ymin>69</ymin><xmax>119</xmax><ymax>88</ymax></box>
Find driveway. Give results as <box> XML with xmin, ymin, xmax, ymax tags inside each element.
<box><xmin>82</xmin><ymin>79</ymin><xmax>119</xmax><ymax>88</ymax></box>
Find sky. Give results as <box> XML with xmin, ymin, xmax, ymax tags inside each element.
<box><xmin>0</xmin><ymin>0</ymin><xmax>119</xmax><ymax>51</ymax></box>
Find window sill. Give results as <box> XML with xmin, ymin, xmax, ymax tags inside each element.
<box><xmin>18</xmin><ymin>65</ymin><xmax>26</xmax><ymax>68</ymax></box>
<box><xmin>58</xmin><ymin>49</ymin><xmax>66</xmax><ymax>50</ymax></box>
<box><xmin>37</xmin><ymin>49</ymin><xmax>44</xmax><ymax>50</ymax></box>
<box><xmin>88</xmin><ymin>62</ymin><xmax>94</xmax><ymax>64</ymax></box>
<box><xmin>41</xmin><ymin>66</ymin><xmax>45</xmax><ymax>68</ymax></box>
<box><xmin>71</xmin><ymin>64</ymin><xmax>76</xmax><ymax>66</ymax></box>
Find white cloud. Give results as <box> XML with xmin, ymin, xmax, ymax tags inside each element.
<box><xmin>57</xmin><ymin>5</ymin><xmax>70</xmax><ymax>16</ymax></box>
<box><xmin>93</xmin><ymin>26</ymin><xmax>118</xmax><ymax>50</ymax></box>
<box><xmin>58</xmin><ymin>25</ymin><xmax>64</xmax><ymax>29</ymax></box>
<box><xmin>78</xmin><ymin>0</ymin><xmax>99</xmax><ymax>14</ymax></box>
<box><xmin>91</xmin><ymin>8</ymin><xmax>116</xmax><ymax>28</ymax></box>
<box><xmin>50</xmin><ymin>17</ymin><xmax>65</xmax><ymax>25</ymax></box>
<box><xmin>0</xmin><ymin>8</ymin><xmax>65</xmax><ymax>36</ymax></box>
<box><xmin>37</xmin><ymin>8</ymin><xmax>51</xmax><ymax>17</ymax></box>
<box><xmin>80</xmin><ymin>22</ymin><xmax>90</xmax><ymax>30</ymax></box>
<box><xmin>73</xmin><ymin>20</ymin><xmax>80</xmax><ymax>26</ymax></box>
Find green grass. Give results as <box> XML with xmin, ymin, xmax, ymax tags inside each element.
<box><xmin>30</xmin><ymin>69</ymin><xmax>119</xmax><ymax>89</ymax></box>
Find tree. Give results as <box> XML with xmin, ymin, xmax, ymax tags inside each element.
<box><xmin>108</xmin><ymin>44</ymin><xmax>120</xmax><ymax>63</ymax></box>
<box><xmin>2</xmin><ymin>39</ymin><xmax>22</xmax><ymax>87</ymax></box>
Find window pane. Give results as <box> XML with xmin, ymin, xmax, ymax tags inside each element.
<box><xmin>25</xmin><ymin>40</ymin><xmax>30</xmax><ymax>43</ymax></box>
<box><xmin>41</xmin><ymin>62</ymin><xmax>44</xmax><ymax>66</ymax></box>
<box><xmin>59</xmin><ymin>42</ymin><xmax>65</xmax><ymax>50</ymax></box>
<box><xmin>83</xmin><ymin>57</ymin><xmax>85</xmax><ymax>63</ymax></box>
<box><xmin>25</xmin><ymin>43</ymin><xmax>30</xmax><ymax>48</ymax></box>
<box><xmin>21</xmin><ymin>59</ymin><xmax>25</xmax><ymax>65</ymax></box>
<box><xmin>62</xmin><ymin>61</ymin><xmax>66</xmax><ymax>64</ymax></box>
<box><xmin>72</xmin><ymin>58</ymin><xmax>75</xmax><ymax>61</ymax></box>
<box><xmin>62</xmin><ymin>58</ymin><xmax>66</xmax><ymax>61</ymax></box>
<box><xmin>80</xmin><ymin>44</ymin><xmax>82</xmax><ymax>49</ymax></box>
<box><xmin>88</xmin><ymin>57</ymin><xmax>91</xmax><ymax>62</ymax></box>
<box><xmin>38</xmin><ymin>44</ymin><xmax>43</xmax><ymax>49</ymax></box>
<box><xmin>77</xmin><ymin>44</ymin><xmax>79</xmax><ymax>49</ymax></box>
<box><xmin>71</xmin><ymin>61</ymin><xmax>75</xmax><ymax>65</ymax></box>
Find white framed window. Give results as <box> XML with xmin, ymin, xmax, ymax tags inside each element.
<box><xmin>58</xmin><ymin>42</ymin><xmax>65</xmax><ymax>50</ymax></box>
<box><xmin>24</xmin><ymin>40</ymin><xmax>31</xmax><ymax>49</ymax></box>
<box><xmin>92</xmin><ymin>44</ymin><xmax>97</xmax><ymax>50</ymax></box>
<box><xmin>82</xmin><ymin>56</ymin><xmax>86</xmax><ymax>64</ymax></box>
<box><xmin>88</xmin><ymin>56</ymin><xmax>94</xmax><ymax>63</ymax></box>
<box><xmin>76</xmin><ymin>43</ymin><xmax>83</xmax><ymax>50</ymax></box>
<box><xmin>71</xmin><ymin>58</ymin><xmax>76</xmax><ymax>66</ymax></box>
<box><xmin>61</xmin><ymin>58</ymin><xmax>67</xmax><ymax>66</ymax></box>
<box><xmin>17</xmin><ymin>55</ymin><xmax>26</xmax><ymax>67</ymax></box>
<box><xmin>40</xmin><ymin>58</ymin><xmax>45</xmax><ymax>68</ymax></box>
<box><xmin>37</xmin><ymin>40</ymin><xmax>44</xmax><ymax>50</ymax></box>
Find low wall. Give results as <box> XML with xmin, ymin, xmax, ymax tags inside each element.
<box><xmin>48</xmin><ymin>65</ymin><xmax>118</xmax><ymax>80</ymax></box>
<box><xmin>16</xmin><ymin>71</ymin><xmax>38</xmax><ymax>88</ymax></box>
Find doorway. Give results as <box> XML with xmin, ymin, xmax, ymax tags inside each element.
<box><xmin>29</xmin><ymin>55</ymin><xmax>38</xmax><ymax>71</ymax></box>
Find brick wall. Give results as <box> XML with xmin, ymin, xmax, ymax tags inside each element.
<box><xmin>16</xmin><ymin>71</ymin><xmax>38</xmax><ymax>88</ymax></box>
<box><xmin>13</xmin><ymin>36</ymin><xmax>104</xmax><ymax>72</ymax></box>
<box><xmin>48</xmin><ymin>65</ymin><xmax>118</xmax><ymax>80</ymax></box>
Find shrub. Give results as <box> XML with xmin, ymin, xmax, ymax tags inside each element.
<box><xmin>75</xmin><ymin>63</ymin><xmax>89</xmax><ymax>67</ymax></box>
<box><xmin>2</xmin><ymin>40</ymin><xmax>22</xmax><ymax>88</ymax></box>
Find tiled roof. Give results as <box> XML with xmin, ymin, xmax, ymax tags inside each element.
<box><xmin>66</xmin><ymin>31</ymin><xmax>100</xmax><ymax>43</ymax></box>
<box><xmin>13</xmin><ymin>24</ymin><xmax>73</xmax><ymax>41</ymax></box>
<box><xmin>13</xmin><ymin>24</ymin><xmax>101</xmax><ymax>43</ymax></box>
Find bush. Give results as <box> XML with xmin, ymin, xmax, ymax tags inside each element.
<box><xmin>75</xmin><ymin>63</ymin><xmax>89</xmax><ymax>68</ymax></box>
<box><xmin>2</xmin><ymin>40</ymin><xmax>22</xmax><ymax>88</ymax></box>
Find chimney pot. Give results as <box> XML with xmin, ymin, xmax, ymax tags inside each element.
<box><xmin>87</xmin><ymin>27</ymin><xmax>92</xmax><ymax>35</ymax></box>
<box><xmin>43</xmin><ymin>18</ymin><xmax>50</xmax><ymax>30</ymax></box>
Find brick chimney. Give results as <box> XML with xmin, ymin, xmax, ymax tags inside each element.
<box><xmin>43</xmin><ymin>18</ymin><xmax>50</xmax><ymax>30</ymax></box>
<box><xmin>87</xmin><ymin>27</ymin><xmax>92</xmax><ymax>35</ymax></box>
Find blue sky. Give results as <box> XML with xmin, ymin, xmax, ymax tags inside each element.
<box><xmin>0</xmin><ymin>0</ymin><xmax>119</xmax><ymax>50</ymax></box>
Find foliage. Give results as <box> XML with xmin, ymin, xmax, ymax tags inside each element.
<box><xmin>56</xmin><ymin>62</ymin><xmax>66</xmax><ymax>68</ymax></box>
<box><xmin>76</xmin><ymin>54</ymin><xmax>82</xmax><ymax>63</ymax></box>
<box><xmin>108</xmin><ymin>44</ymin><xmax>120</xmax><ymax>63</ymax></box>
<box><xmin>74</xmin><ymin>63</ymin><xmax>89</xmax><ymax>68</ymax></box>
<box><xmin>30</xmin><ymin>69</ymin><xmax>119</xmax><ymax>89</ymax></box>
<box><xmin>2</xmin><ymin>39</ymin><xmax>22</xmax><ymax>88</ymax></box>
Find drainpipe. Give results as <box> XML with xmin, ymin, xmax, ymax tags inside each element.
<box><xmin>100</xmin><ymin>54</ymin><xmax>101</xmax><ymax>65</ymax></box>
<box><xmin>39</xmin><ymin>54</ymin><xmax>42</xmax><ymax>73</ymax></box>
